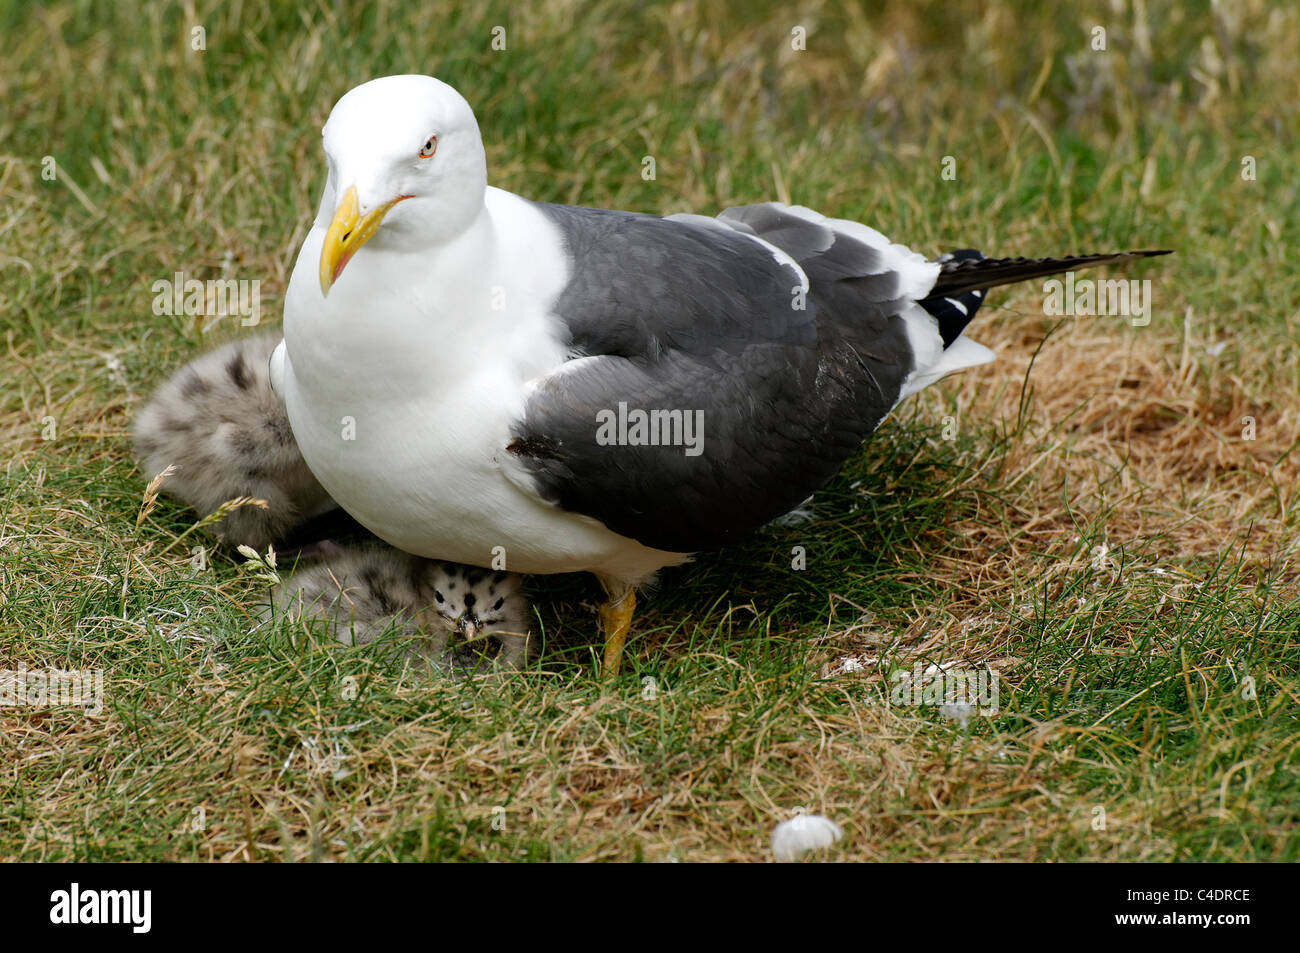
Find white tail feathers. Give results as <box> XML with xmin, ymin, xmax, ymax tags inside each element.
<box><xmin>898</xmin><ymin>334</ymin><xmax>996</xmax><ymax>400</ymax></box>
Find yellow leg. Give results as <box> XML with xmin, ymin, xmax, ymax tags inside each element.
<box><xmin>597</xmin><ymin>585</ymin><xmax>636</xmax><ymax>677</ymax></box>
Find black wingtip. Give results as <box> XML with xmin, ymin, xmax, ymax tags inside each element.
<box><xmin>922</xmin><ymin>249</ymin><xmax>988</xmax><ymax>346</ymax></box>
<box><xmin>929</xmin><ymin>248</ymin><xmax>1174</xmax><ymax>298</ymax></box>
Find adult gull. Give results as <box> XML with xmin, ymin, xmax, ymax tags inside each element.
<box><xmin>271</xmin><ymin>74</ymin><xmax>1169</xmax><ymax>674</ymax></box>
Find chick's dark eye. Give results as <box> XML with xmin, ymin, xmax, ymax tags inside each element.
<box><xmin>419</xmin><ymin>135</ymin><xmax>437</xmax><ymax>158</ymax></box>
<box><xmin>493</xmin><ymin>598</ymin><xmax>505</xmax><ymax>611</ymax></box>
<box><xmin>434</xmin><ymin>590</ymin><xmax>444</xmax><ymax>604</ymax></box>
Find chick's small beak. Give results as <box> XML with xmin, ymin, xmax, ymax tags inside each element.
<box><xmin>319</xmin><ymin>185</ymin><xmax>411</xmax><ymax>296</ymax></box>
<box><xmin>456</xmin><ymin>616</ymin><xmax>481</xmax><ymax>644</ymax></box>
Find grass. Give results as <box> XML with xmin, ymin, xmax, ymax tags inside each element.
<box><xmin>2</xmin><ymin>0</ymin><xmax>1299</xmax><ymax>861</ymax></box>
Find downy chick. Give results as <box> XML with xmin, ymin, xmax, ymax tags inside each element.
<box><xmin>134</xmin><ymin>333</ymin><xmax>334</xmax><ymax>549</ymax></box>
<box><xmin>266</xmin><ymin>546</ymin><xmax>533</xmax><ymax>673</ymax></box>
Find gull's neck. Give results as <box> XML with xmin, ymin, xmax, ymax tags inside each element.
<box><xmin>287</xmin><ymin>186</ymin><xmax>570</xmax><ymax>402</ymax></box>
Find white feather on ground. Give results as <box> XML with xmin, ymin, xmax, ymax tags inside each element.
<box><xmin>771</xmin><ymin>813</ymin><xmax>844</xmax><ymax>861</ymax></box>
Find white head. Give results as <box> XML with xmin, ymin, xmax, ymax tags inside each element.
<box><xmin>315</xmin><ymin>75</ymin><xmax>488</xmax><ymax>294</ymax></box>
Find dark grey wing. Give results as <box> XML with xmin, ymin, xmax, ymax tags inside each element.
<box><xmin>509</xmin><ymin>204</ymin><xmax>920</xmax><ymax>554</ymax></box>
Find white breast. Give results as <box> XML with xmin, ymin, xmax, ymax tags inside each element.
<box><xmin>280</xmin><ymin>187</ymin><xmax>684</xmax><ymax>581</ymax></box>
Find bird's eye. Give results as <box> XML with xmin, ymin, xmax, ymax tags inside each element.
<box><xmin>434</xmin><ymin>590</ymin><xmax>444</xmax><ymax>603</ymax></box>
<box><xmin>418</xmin><ymin>135</ymin><xmax>437</xmax><ymax>159</ymax></box>
<box><xmin>493</xmin><ymin>598</ymin><xmax>505</xmax><ymax>611</ymax></box>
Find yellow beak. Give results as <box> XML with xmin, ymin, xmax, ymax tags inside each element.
<box><xmin>318</xmin><ymin>185</ymin><xmax>411</xmax><ymax>296</ymax></box>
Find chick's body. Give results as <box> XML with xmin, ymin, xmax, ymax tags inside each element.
<box><xmin>267</xmin><ymin>547</ymin><xmax>533</xmax><ymax>673</ymax></box>
<box><xmin>134</xmin><ymin>333</ymin><xmax>334</xmax><ymax>549</ymax></box>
